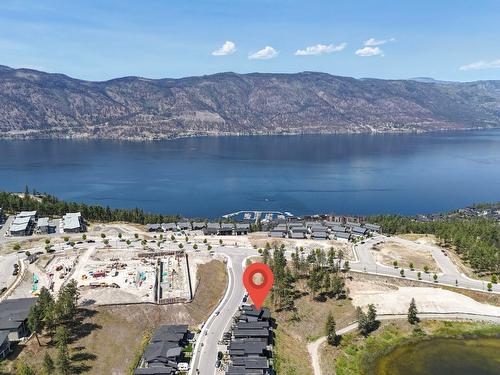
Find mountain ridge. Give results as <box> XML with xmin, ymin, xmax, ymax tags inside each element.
<box><xmin>0</xmin><ymin>65</ymin><xmax>499</xmax><ymax>140</ymax></box>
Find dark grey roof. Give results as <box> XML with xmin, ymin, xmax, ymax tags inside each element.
<box><xmin>0</xmin><ymin>298</ymin><xmax>37</xmax><ymax>331</ymax></box>
<box><xmin>364</xmin><ymin>223</ymin><xmax>381</xmax><ymax>231</ymax></box>
<box><xmin>334</xmin><ymin>231</ymin><xmax>350</xmax><ymax>239</ymax></box>
<box><xmin>134</xmin><ymin>366</ymin><xmax>175</xmax><ymax>375</ymax></box>
<box><xmin>235</xmin><ymin>223</ymin><xmax>250</xmax><ymax>229</ymax></box>
<box><xmin>206</xmin><ymin>222</ymin><xmax>220</xmax><ymax>229</ymax></box>
<box><xmin>290</xmin><ymin>232</ymin><xmax>305</xmax><ymax>239</ymax></box>
<box><xmin>352</xmin><ymin>226</ymin><xmax>367</xmax><ymax>234</ymax></box>
<box><xmin>231</xmin><ymin>356</ymin><xmax>269</xmax><ymax>369</ymax></box>
<box><xmin>233</xmin><ymin>328</ymin><xmax>270</xmax><ymax>338</ymax></box>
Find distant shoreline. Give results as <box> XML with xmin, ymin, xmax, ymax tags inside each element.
<box><xmin>0</xmin><ymin>125</ymin><xmax>497</xmax><ymax>142</ymax></box>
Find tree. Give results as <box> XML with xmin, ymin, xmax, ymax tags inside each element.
<box><xmin>408</xmin><ymin>298</ymin><xmax>419</xmax><ymax>324</ymax></box>
<box><xmin>417</xmin><ymin>271</ymin><xmax>422</xmax><ymax>280</ymax></box>
<box><xmin>178</xmin><ymin>243</ymin><xmax>184</xmax><ymax>249</ymax></box>
<box><xmin>82</xmin><ymin>234</ymin><xmax>87</xmax><ymax>241</ymax></box>
<box><xmin>193</xmin><ymin>244</ymin><xmax>198</xmax><ymax>250</ymax></box>
<box><xmin>307</xmin><ymin>266</ymin><xmax>323</xmax><ymax>299</ymax></box>
<box><xmin>219</xmin><ymin>239</ymin><xmax>223</xmax><ymax>245</ymax></box>
<box><xmin>492</xmin><ymin>274</ymin><xmax>498</xmax><ymax>284</ymax></box>
<box><xmin>57</xmin><ymin>343</ymin><xmax>71</xmax><ymax>375</ymax></box>
<box><xmin>367</xmin><ymin>304</ymin><xmax>378</xmax><ymax>332</ymax></box>
<box><xmin>100</xmin><ymin>233</ymin><xmax>106</xmax><ymax>239</ymax></box>
<box><xmin>54</xmin><ymin>325</ymin><xmax>70</xmax><ymax>348</ymax></box>
<box><xmin>400</xmin><ymin>269</ymin><xmax>405</xmax><ymax>277</ymax></box>
<box><xmin>134</xmin><ymin>233</ymin><xmax>139</xmax><ymax>239</ymax></box>
<box><xmin>63</xmin><ymin>236</ymin><xmax>69</xmax><ymax>243</ymax></box>
<box><xmin>28</xmin><ymin>304</ymin><xmax>44</xmax><ymax>346</ymax></box>
<box><xmin>203</xmin><ymin>238</ymin><xmax>208</xmax><ymax>244</ymax></box>
<box><xmin>13</xmin><ymin>243</ymin><xmax>21</xmax><ymax>251</ymax></box>
<box><xmin>43</xmin><ymin>352</ymin><xmax>55</xmax><ymax>375</ymax></box>
<box><xmin>103</xmin><ymin>239</ymin><xmax>109</xmax><ymax>246</ymax></box>
<box><xmin>487</xmin><ymin>282</ymin><xmax>493</xmax><ymax>291</ymax></box>
<box><xmin>343</xmin><ymin>260</ymin><xmax>350</xmax><ymax>272</ymax></box>
<box><xmin>433</xmin><ymin>274</ymin><xmax>438</xmax><ymax>282</ymax></box>
<box><xmin>207</xmin><ymin>245</ymin><xmax>212</xmax><ymax>251</ymax></box>
<box><xmin>118</xmin><ymin>233</ymin><xmax>122</xmax><ymax>240</ymax></box>
<box><xmin>393</xmin><ymin>260</ymin><xmax>398</xmax><ymax>268</ymax></box>
<box><xmin>262</xmin><ymin>248</ymin><xmax>270</xmax><ymax>265</ymax></box>
<box><xmin>423</xmin><ymin>265</ymin><xmax>429</xmax><ymax>273</ymax></box>
<box><xmin>325</xmin><ymin>313</ymin><xmax>338</xmax><ymax>346</ymax></box>
<box><xmin>357</xmin><ymin>307</ymin><xmax>369</xmax><ymax>336</ymax></box>
<box><xmin>409</xmin><ymin>262</ymin><xmax>414</xmax><ymax>270</ymax></box>
<box><xmin>126</xmin><ymin>239</ymin><xmax>131</xmax><ymax>246</ymax></box>
<box><xmin>45</xmin><ymin>239</ymin><xmax>51</xmax><ymax>245</ymax></box>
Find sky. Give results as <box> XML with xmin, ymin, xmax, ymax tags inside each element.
<box><xmin>0</xmin><ymin>0</ymin><xmax>499</xmax><ymax>82</ymax></box>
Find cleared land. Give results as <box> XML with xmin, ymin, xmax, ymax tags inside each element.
<box><xmin>371</xmin><ymin>240</ymin><xmax>440</xmax><ymax>272</ymax></box>
<box><xmin>3</xmin><ymin>260</ymin><xmax>227</xmax><ymax>375</ymax></box>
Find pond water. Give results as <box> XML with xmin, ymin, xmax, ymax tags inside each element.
<box><xmin>373</xmin><ymin>337</ymin><xmax>500</xmax><ymax>375</ymax></box>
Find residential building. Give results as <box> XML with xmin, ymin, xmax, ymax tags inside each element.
<box><xmin>177</xmin><ymin>222</ymin><xmax>191</xmax><ymax>231</ymax></box>
<box><xmin>235</xmin><ymin>223</ymin><xmax>250</xmax><ymax>235</ymax></box>
<box><xmin>63</xmin><ymin>212</ymin><xmax>86</xmax><ymax>233</ymax></box>
<box><xmin>36</xmin><ymin>217</ymin><xmax>56</xmax><ymax>234</ymax></box>
<box><xmin>161</xmin><ymin>223</ymin><xmax>177</xmax><ymax>232</ymax></box>
<box><xmin>0</xmin><ymin>298</ymin><xmax>37</xmax><ymax>341</ymax></box>
<box><xmin>204</xmin><ymin>222</ymin><xmax>220</xmax><ymax>235</ymax></box>
<box><xmin>135</xmin><ymin>325</ymin><xmax>190</xmax><ymax>375</ymax></box>
<box><xmin>191</xmin><ymin>222</ymin><xmax>206</xmax><ymax>230</ymax></box>
<box><xmin>9</xmin><ymin>213</ymin><xmax>35</xmax><ymax>236</ymax></box>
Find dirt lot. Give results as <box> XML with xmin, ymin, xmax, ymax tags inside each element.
<box><xmin>371</xmin><ymin>240</ymin><xmax>440</xmax><ymax>272</ymax></box>
<box><xmin>348</xmin><ymin>277</ymin><xmax>500</xmax><ymax>316</ymax></box>
<box><xmin>4</xmin><ymin>260</ymin><xmax>227</xmax><ymax>375</ymax></box>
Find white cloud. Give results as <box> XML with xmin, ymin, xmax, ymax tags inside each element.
<box><xmin>459</xmin><ymin>59</ymin><xmax>500</xmax><ymax>71</ymax></box>
<box><xmin>248</xmin><ymin>46</ymin><xmax>279</xmax><ymax>60</ymax></box>
<box><xmin>355</xmin><ymin>46</ymin><xmax>384</xmax><ymax>57</ymax></box>
<box><xmin>364</xmin><ymin>37</ymin><xmax>396</xmax><ymax>46</ymax></box>
<box><xmin>211</xmin><ymin>41</ymin><xmax>236</xmax><ymax>56</ymax></box>
<box><xmin>294</xmin><ymin>42</ymin><xmax>346</xmax><ymax>56</ymax></box>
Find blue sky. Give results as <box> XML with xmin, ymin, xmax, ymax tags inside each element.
<box><xmin>0</xmin><ymin>0</ymin><xmax>499</xmax><ymax>81</ymax></box>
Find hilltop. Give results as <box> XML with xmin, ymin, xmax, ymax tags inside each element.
<box><xmin>1</xmin><ymin>66</ymin><xmax>499</xmax><ymax>140</ymax></box>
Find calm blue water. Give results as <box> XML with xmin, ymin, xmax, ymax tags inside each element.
<box><xmin>0</xmin><ymin>130</ymin><xmax>500</xmax><ymax>218</ymax></box>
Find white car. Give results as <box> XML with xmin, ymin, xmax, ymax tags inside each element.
<box><xmin>178</xmin><ymin>363</ymin><xmax>189</xmax><ymax>371</ymax></box>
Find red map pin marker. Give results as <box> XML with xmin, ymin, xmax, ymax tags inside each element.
<box><xmin>243</xmin><ymin>262</ymin><xmax>274</xmax><ymax>310</ymax></box>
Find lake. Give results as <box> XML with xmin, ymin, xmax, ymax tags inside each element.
<box><xmin>373</xmin><ymin>337</ymin><xmax>500</xmax><ymax>375</ymax></box>
<box><xmin>1</xmin><ymin>130</ymin><xmax>500</xmax><ymax>218</ymax></box>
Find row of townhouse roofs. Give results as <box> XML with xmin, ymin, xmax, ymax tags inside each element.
<box><xmin>269</xmin><ymin>221</ymin><xmax>381</xmax><ymax>241</ymax></box>
<box><xmin>1</xmin><ymin>210</ymin><xmax>86</xmax><ymax>236</ymax></box>
<box><xmin>146</xmin><ymin>222</ymin><xmax>251</xmax><ymax>236</ymax></box>
<box><xmin>0</xmin><ymin>298</ymin><xmax>37</xmax><ymax>359</ymax></box>
<box><xmin>226</xmin><ymin>305</ymin><xmax>274</xmax><ymax>375</ymax></box>
<box><xmin>134</xmin><ymin>325</ymin><xmax>192</xmax><ymax>374</ymax></box>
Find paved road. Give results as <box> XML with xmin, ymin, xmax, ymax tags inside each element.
<box><xmin>308</xmin><ymin>312</ymin><xmax>500</xmax><ymax>375</ymax></box>
<box><xmin>0</xmin><ymin>252</ymin><xmax>23</xmax><ymax>291</ymax></box>
<box><xmin>190</xmin><ymin>246</ymin><xmax>257</xmax><ymax>375</ymax></box>
<box><xmin>349</xmin><ymin>235</ymin><xmax>500</xmax><ymax>293</ymax></box>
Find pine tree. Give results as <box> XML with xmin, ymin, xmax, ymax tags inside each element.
<box><xmin>357</xmin><ymin>307</ymin><xmax>368</xmax><ymax>336</ymax></box>
<box><xmin>325</xmin><ymin>313</ymin><xmax>338</xmax><ymax>346</ymax></box>
<box><xmin>43</xmin><ymin>352</ymin><xmax>55</xmax><ymax>375</ymax></box>
<box><xmin>367</xmin><ymin>304</ymin><xmax>378</xmax><ymax>332</ymax></box>
<box><xmin>27</xmin><ymin>304</ymin><xmax>44</xmax><ymax>346</ymax></box>
<box><xmin>408</xmin><ymin>298</ymin><xmax>419</xmax><ymax>325</ymax></box>
<box><xmin>57</xmin><ymin>343</ymin><xmax>71</xmax><ymax>375</ymax></box>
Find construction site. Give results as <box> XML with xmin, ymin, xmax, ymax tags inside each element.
<box><xmin>24</xmin><ymin>241</ymin><xmax>193</xmax><ymax>306</ymax></box>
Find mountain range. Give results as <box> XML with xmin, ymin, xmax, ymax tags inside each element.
<box><xmin>0</xmin><ymin>65</ymin><xmax>499</xmax><ymax>140</ymax></box>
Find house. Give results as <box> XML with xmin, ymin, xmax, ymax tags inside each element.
<box><xmin>0</xmin><ymin>331</ymin><xmax>10</xmax><ymax>359</ymax></box>
<box><xmin>146</xmin><ymin>224</ymin><xmax>162</xmax><ymax>232</ymax></box>
<box><xmin>135</xmin><ymin>325</ymin><xmax>189</xmax><ymax>375</ymax></box>
<box><xmin>219</xmin><ymin>223</ymin><xmax>234</xmax><ymax>235</ymax></box>
<box><xmin>364</xmin><ymin>223</ymin><xmax>381</xmax><ymax>233</ymax></box>
<box><xmin>0</xmin><ymin>298</ymin><xmax>37</xmax><ymax>341</ymax></box>
<box><xmin>160</xmin><ymin>223</ymin><xmax>177</xmax><ymax>232</ymax></box>
<box><xmin>288</xmin><ymin>225</ymin><xmax>307</xmax><ymax>239</ymax></box>
<box><xmin>235</xmin><ymin>223</ymin><xmax>250</xmax><ymax>235</ymax></box>
<box><xmin>177</xmin><ymin>222</ymin><xmax>191</xmax><ymax>231</ymax></box>
<box><xmin>204</xmin><ymin>222</ymin><xmax>220</xmax><ymax>235</ymax></box>
<box><xmin>10</xmin><ymin>211</ymin><xmax>37</xmax><ymax>236</ymax></box>
<box><xmin>9</xmin><ymin>216</ymin><xmax>33</xmax><ymax>236</ymax></box>
<box><xmin>312</xmin><ymin>231</ymin><xmax>328</xmax><ymax>240</ymax></box>
<box><xmin>63</xmin><ymin>212</ymin><xmax>86</xmax><ymax>233</ymax></box>
<box><xmin>191</xmin><ymin>222</ymin><xmax>206</xmax><ymax>230</ymax></box>
<box><xmin>351</xmin><ymin>226</ymin><xmax>367</xmax><ymax>236</ymax></box>
<box><xmin>36</xmin><ymin>217</ymin><xmax>56</xmax><ymax>234</ymax></box>
<box><xmin>333</xmin><ymin>231</ymin><xmax>351</xmax><ymax>241</ymax></box>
